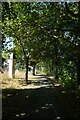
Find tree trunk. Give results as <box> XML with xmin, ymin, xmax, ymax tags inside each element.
<box><xmin>55</xmin><ymin>42</ymin><xmax>59</xmax><ymax>83</ymax></box>
<box><xmin>77</xmin><ymin>55</ymin><xmax>80</xmax><ymax>85</ymax></box>
<box><xmin>13</xmin><ymin>59</ymin><xmax>15</xmax><ymax>79</ymax></box>
<box><xmin>50</xmin><ymin>60</ymin><xmax>54</xmax><ymax>73</ymax></box>
<box><xmin>77</xmin><ymin>43</ymin><xmax>80</xmax><ymax>92</ymax></box>
<box><xmin>26</xmin><ymin>56</ymin><xmax>29</xmax><ymax>84</ymax></box>
<box><xmin>0</xmin><ymin>39</ymin><xmax>2</xmax><ymax>68</ymax></box>
<box><xmin>33</xmin><ymin>64</ymin><xmax>36</xmax><ymax>76</ymax></box>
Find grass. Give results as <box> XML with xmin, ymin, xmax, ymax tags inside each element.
<box><xmin>1</xmin><ymin>70</ymin><xmax>80</xmax><ymax>120</ymax></box>
<box><xmin>1</xmin><ymin>70</ymin><xmax>37</xmax><ymax>89</ymax></box>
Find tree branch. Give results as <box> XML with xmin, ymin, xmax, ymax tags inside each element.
<box><xmin>65</xmin><ymin>2</ymin><xmax>78</xmax><ymax>18</ymax></box>
<box><xmin>19</xmin><ymin>38</ymin><xmax>27</xmax><ymax>62</ymax></box>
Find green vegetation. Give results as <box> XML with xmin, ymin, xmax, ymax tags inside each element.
<box><xmin>2</xmin><ymin>2</ymin><xmax>80</xmax><ymax>91</ymax></box>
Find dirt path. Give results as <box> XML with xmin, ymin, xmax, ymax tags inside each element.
<box><xmin>2</xmin><ymin>74</ymin><xmax>80</xmax><ymax>120</ymax></box>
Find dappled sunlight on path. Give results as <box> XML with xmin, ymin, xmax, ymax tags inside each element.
<box><xmin>2</xmin><ymin>73</ymin><xmax>80</xmax><ymax>120</ymax></box>
<box><xmin>2</xmin><ymin>73</ymin><xmax>53</xmax><ymax>89</ymax></box>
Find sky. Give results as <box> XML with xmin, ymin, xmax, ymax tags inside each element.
<box><xmin>4</xmin><ymin>37</ymin><xmax>14</xmax><ymax>50</ymax></box>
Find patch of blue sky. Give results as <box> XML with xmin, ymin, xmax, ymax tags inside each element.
<box><xmin>4</xmin><ymin>37</ymin><xmax>15</xmax><ymax>50</ymax></box>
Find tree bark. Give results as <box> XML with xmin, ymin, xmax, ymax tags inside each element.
<box><xmin>33</xmin><ymin>64</ymin><xmax>36</xmax><ymax>76</ymax></box>
<box><xmin>0</xmin><ymin>36</ymin><xmax>2</xmax><ymax>68</ymax></box>
<box><xmin>50</xmin><ymin>60</ymin><xmax>54</xmax><ymax>73</ymax></box>
<box><xmin>77</xmin><ymin>53</ymin><xmax>80</xmax><ymax>85</ymax></box>
<box><xmin>26</xmin><ymin>56</ymin><xmax>29</xmax><ymax>84</ymax></box>
<box><xmin>13</xmin><ymin>59</ymin><xmax>15</xmax><ymax>78</ymax></box>
<box><xmin>55</xmin><ymin>41</ymin><xmax>59</xmax><ymax>83</ymax></box>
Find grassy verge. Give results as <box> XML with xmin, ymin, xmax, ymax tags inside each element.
<box><xmin>1</xmin><ymin>70</ymin><xmax>36</xmax><ymax>89</ymax></box>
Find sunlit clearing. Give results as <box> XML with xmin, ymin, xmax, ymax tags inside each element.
<box><xmin>19</xmin><ymin>84</ymin><xmax>51</xmax><ymax>89</ymax></box>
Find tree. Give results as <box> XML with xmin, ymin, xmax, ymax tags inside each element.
<box><xmin>65</xmin><ymin>2</ymin><xmax>80</xmax><ymax>90</ymax></box>
<box><xmin>2</xmin><ymin>2</ymin><xmax>80</xmax><ymax>89</ymax></box>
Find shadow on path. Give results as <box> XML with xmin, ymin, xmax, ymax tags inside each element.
<box><xmin>2</xmin><ymin>75</ymin><xmax>80</xmax><ymax>120</ymax></box>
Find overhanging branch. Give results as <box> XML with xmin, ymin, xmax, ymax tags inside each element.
<box><xmin>65</xmin><ymin>2</ymin><xmax>78</xmax><ymax>18</ymax></box>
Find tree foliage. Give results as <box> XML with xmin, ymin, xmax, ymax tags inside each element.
<box><xmin>2</xmin><ymin>2</ymin><xmax>80</xmax><ymax>89</ymax></box>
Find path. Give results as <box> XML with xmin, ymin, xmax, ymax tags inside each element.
<box><xmin>2</xmin><ymin>74</ymin><xmax>80</xmax><ymax>120</ymax></box>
